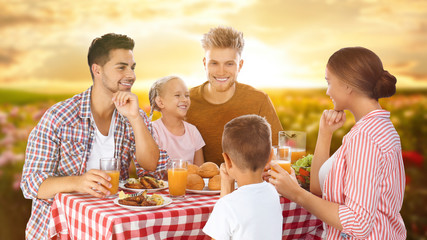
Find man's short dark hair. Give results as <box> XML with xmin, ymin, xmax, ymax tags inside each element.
<box><xmin>87</xmin><ymin>33</ymin><xmax>135</xmax><ymax>79</ymax></box>
<box><xmin>222</xmin><ymin>114</ymin><xmax>272</xmax><ymax>172</ymax></box>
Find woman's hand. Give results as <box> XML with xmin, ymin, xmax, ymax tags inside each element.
<box><xmin>319</xmin><ymin>110</ymin><xmax>346</xmax><ymax>135</ymax></box>
<box><xmin>262</xmin><ymin>162</ymin><xmax>271</xmax><ymax>181</ymax></box>
<box><xmin>269</xmin><ymin>162</ymin><xmax>302</xmax><ymax>202</ymax></box>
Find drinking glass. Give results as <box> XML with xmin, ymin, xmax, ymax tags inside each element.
<box><xmin>278</xmin><ymin>131</ymin><xmax>307</xmax><ymax>164</ymax></box>
<box><xmin>99</xmin><ymin>157</ymin><xmax>120</xmax><ymax>195</ymax></box>
<box><xmin>271</xmin><ymin>145</ymin><xmax>292</xmax><ymax>174</ymax></box>
<box><xmin>167</xmin><ymin>159</ymin><xmax>188</xmax><ymax>198</ymax></box>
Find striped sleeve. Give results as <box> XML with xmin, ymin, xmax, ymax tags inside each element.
<box><xmin>339</xmin><ymin>130</ymin><xmax>381</xmax><ymax>238</ymax></box>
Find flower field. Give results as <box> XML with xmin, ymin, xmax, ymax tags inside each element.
<box><xmin>0</xmin><ymin>88</ymin><xmax>426</xmax><ymax>239</ymax></box>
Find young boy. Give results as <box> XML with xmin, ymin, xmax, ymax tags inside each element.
<box><xmin>203</xmin><ymin>114</ymin><xmax>283</xmax><ymax>239</ymax></box>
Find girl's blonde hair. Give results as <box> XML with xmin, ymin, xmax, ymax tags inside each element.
<box><xmin>148</xmin><ymin>75</ymin><xmax>183</xmax><ymax>120</ymax></box>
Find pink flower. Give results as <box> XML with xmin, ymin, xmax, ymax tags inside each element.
<box><xmin>12</xmin><ymin>173</ymin><xmax>21</xmax><ymax>191</ymax></box>
<box><xmin>0</xmin><ymin>111</ymin><xmax>7</xmax><ymax>125</ymax></box>
<box><xmin>9</xmin><ymin>106</ymin><xmax>19</xmax><ymax>118</ymax></box>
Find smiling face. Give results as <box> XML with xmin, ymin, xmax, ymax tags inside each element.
<box><xmin>94</xmin><ymin>48</ymin><xmax>136</xmax><ymax>94</ymax></box>
<box><xmin>203</xmin><ymin>47</ymin><xmax>243</xmax><ymax>93</ymax></box>
<box><xmin>325</xmin><ymin>66</ymin><xmax>351</xmax><ymax>111</ymax></box>
<box><xmin>157</xmin><ymin>78</ymin><xmax>190</xmax><ymax>119</ymax></box>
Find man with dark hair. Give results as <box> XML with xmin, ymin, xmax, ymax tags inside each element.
<box><xmin>21</xmin><ymin>33</ymin><xmax>168</xmax><ymax>239</ymax></box>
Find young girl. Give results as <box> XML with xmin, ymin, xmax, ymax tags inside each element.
<box><xmin>269</xmin><ymin>47</ymin><xmax>406</xmax><ymax>239</ymax></box>
<box><xmin>149</xmin><ymin>76</ymin><xmax>205</xmax><ymax>166</ymax></box>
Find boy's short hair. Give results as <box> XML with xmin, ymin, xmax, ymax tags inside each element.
<box><xmin>222</xmin><ymin>114</ymin><xmax>271</xmax><ymax>172</ymax></box>
<box><xmin>87</xmin><ymin>33</ymin><xmax>135</xmax><ymax>79</ymax></box>
<box><xmin>201</xmin><ymin>26</ymin><xmax>245</xmax><ymax>56</ymax></box>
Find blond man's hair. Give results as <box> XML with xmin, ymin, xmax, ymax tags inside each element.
<box><xmin>222</xmin><ymin>114</ymin><xmax>271</xmax><ymax>172</ymax></box>
<box><xmin>201</xmin><ymin>26</ymin><xmax>245</xmax><ymax>56</ymax></box>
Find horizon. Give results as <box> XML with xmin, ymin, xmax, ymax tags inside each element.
<box><xmin>1</xmin><ymin>1</ymin><xmax>427</xmax><ymax>92</ymax></box>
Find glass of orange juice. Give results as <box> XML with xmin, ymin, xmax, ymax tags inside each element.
<box><xmin>271</xmin><ymin>146</ymin><xmax>292</xmax><ymax>174</ymax></box>
<box><xmin>279</xmin><ymin>131</ymin><xmax>307</xmax><ymax>164</ymax></box>
<box><xmin>168</xmin><ymin>159</ymin><xmax>188</xmax><ymax>198</ymax></box>
<box><xmin>100</xmin><ymin>157</ymin><xmax>120</xmax><ymax>196</ymax></box>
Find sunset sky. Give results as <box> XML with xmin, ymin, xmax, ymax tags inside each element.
<box><xmin>1</xmin><ymin>0</ymin><xmax>426</xmax><ymax>93</ymax></box>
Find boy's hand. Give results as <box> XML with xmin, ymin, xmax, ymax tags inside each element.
<box><xmin>220</xmin><ymin>163</ymin><xmax>234</xmax><ymax>183</ymax></box>
<box><xmin>220</xmin><ymin>163</ymin><xmax>235</xmax><ymax>197</ymax></box>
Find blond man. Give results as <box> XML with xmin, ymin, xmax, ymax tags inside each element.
<box><xmin>186</xmin><ymin>26</ymin><xmax>283</xmax><ymax>165</ymax></box>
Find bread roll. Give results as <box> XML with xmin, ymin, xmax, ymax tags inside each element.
<box><xmin>208</xmin><ymin>175</ymin><xmax>221</xmax><ymax>191</ymax></box>
<box><xmin>197</xmin><ymin>162</ymin><xmax>220</xmax><ymax>178</ymax></box>
<box><xmin>186</xmin><ymin>173</ymin><xmax>205</xmax><ymax>190</ymax></box>
<box><xmin>187</xmin><ymin>164</ymin><xmax>199</xmax><ymax>175</ymax></box>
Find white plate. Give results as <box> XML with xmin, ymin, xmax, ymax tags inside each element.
<box><xmin>113</xmin><ymin>196</ymin><xmax>172</xmax><ymax>211</ymax></box>
<box><xmin>186</xmin><ymin>178</ymin><xmax>220</xmax><ymax>195</ymax></box>
<box><xmin>186</xmin><ymin>187</ymin><xmax>220</xmax><ymax>195</ymax></box>
<box><xmin>119</xmin><ymin>181</ymin><xmax>168</xmax><ymax>193</ymax></box>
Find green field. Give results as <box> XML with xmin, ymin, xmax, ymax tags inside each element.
<box><xmin>0</xmin><ymin>88</ymin><xmax>426</xmax><ymax>239</ymax></box>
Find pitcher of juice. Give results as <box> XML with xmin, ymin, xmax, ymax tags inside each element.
<box><xmin>168</xmin><ymin>159</ymin><xmax>188</xmax><ymax>198</ymax></box>
<box><xmin>279</xmin><ymin>131</ymin><xmax>307</xmax><ymax>164</ymax></box>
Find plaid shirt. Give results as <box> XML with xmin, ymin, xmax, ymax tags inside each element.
<box><xmin>20</xmin><ymin>87</ymin><xmax>169</xmax><ymax>240</ymax></box>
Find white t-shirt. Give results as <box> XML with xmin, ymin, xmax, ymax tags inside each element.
<box><xmin>203</xmin><ymin>181</ymin><xmax>283</xmax><ymax>240</ymax></box>
<box><xmin>152</xmin><ymin>119</ymin><xmax>205</xmax><ymax>164</ymax></box>
<box><xmin>86</xmin><ymin>111</ymin><xmax>116</xmax><ymax>171</ymax></box>
<box><xmin>319</xmin><ymin>151</ymin><xmax>337</xmax><ymax>194</ymax></box>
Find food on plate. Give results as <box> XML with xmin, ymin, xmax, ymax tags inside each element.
<box><xmin>118</xmin><ymin>191</ymin><xmax>130</xmax><ymax>199</ymax></box>
<box><xmin>124</xmin><ymin>176</ymin><xmax>165</xmax><ymax>189</ymax></box>
<box><xmin>187</xmin><ymin>164</ymin><xmax>199</xmax><ymax>175</ymax></box>
<box><xmin>208</xmin><ymin>175</ymin><xmax>221</xmax><ymax>190</ymax></box>
<box><xmin>118</xmin><ymin>190</ymin><xmax>165</xmax><ymax>206</ymax></box>
<box><xmin>197</xmin><ymin>162</ymin><xmax>220</xmax><ymax>178</ymax></box>
<box><xmin>149</xmin><ymin>194</ymin><xmax>165</xmax><ymax>205</ymax></box>
<box><xmin>291</xmin><ymin>154</ymin><xmax>312</xmax><ymax>190</ymax></box>
<box><xmin>187</xmin><ymin>173</ymin><xmax>205</xmax><ymax>190</ymax></box>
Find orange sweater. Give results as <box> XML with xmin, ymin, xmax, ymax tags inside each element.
<box><xmin>186</xmin><ymin>82</ymin><xmax>283</xmax><ymax>166</ymax></box>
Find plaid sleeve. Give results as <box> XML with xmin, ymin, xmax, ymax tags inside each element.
<box><xmin>20</xmin><ymin>109</ymin><xmax>60</xmax><ymax>200</ymax></box>
<box><xmin>135</xmin><ymin>109</ymin><xmax>170</xmax><ymax>179</ymax></box>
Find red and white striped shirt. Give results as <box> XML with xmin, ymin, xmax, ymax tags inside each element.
<box><xmin>323</xmin><ymin>110</ymin><xmax>406</xmax><ymax>239</ymax></box>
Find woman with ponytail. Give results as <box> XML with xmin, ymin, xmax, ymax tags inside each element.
<box><xmin>269</xmin><ymin>47</ymin><xmax>406</xmax><ymax>239</ymax></box>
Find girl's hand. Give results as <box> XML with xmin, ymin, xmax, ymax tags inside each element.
<box><xmin>319</xmin><ymin>110</ymin><xmax>346</xmax><ymax>135</ymax></box>
<box><xmin>269</xmin><ymin>162</ymin><xmax>301</xmax><ymax>202</ymax></box>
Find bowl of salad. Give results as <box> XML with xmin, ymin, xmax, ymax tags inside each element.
<box><xmin>291</xmin><ymin>154</ymin><xmax>312</xmax><ymax>190</ymax></box>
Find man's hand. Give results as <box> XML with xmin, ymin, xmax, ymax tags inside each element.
<box><xmin>75</xmin><ymin>169</ymin><xmax>112</xmax><ymax>198</ymax></box>
<box><xmin>112</xmin><ymin>91</ymin><xmax>140</xmax><ymax>121</ymax></box>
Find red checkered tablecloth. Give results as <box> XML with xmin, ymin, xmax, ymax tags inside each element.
<box><xmin>49</xmin><ymin>191</ymin><xmax>323</xmax><ymax>239</ymax></box>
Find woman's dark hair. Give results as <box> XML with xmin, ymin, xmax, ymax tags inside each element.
<box><xmin>327</xmin><ymin>47</ymin><xmax>396</xmax><ymax>100</ymax></box>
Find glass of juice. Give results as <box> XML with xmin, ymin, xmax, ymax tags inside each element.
<box><xmin>271</xmin><ymin>146</ymin><xmax>291</xmax><ymax>174</ymax></box>
<box><xmin>278</xmin><ymin>131</ymin><xmax>307</xmax><ymax>164</ymax></box>
<box><xmin>99</xmin><ymin>157</ymin><xmax>120</xmax><ymax>196</ymax></box>
<box><xmin>168</xmin><ymin>159</ymin><xmax>188</xmax><ymax>198</ymax></box>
